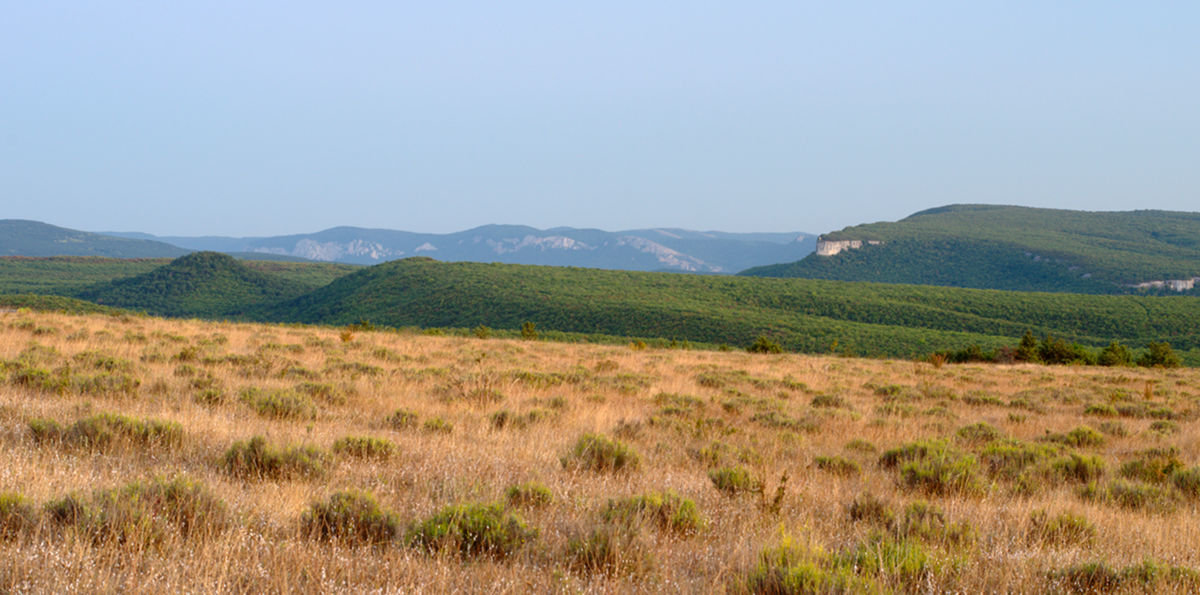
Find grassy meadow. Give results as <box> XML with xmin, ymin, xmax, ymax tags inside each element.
<box><xmin>1</xmin><ymin>309</ymin><xmax>1199</xmax><ymax>592</ymax></box>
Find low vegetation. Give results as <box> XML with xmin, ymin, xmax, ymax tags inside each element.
<box><xmin>1</xmin><ymin>308</ymin><xmax>1198</xmax><ymax>591</ymax></box>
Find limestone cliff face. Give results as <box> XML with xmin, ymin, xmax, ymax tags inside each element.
<box><xmin>815</xmin><ymin>237</ymin><xmax>882</xmax><ymax>256</ymax></box>
<box><xmin>1131</xmin><ymin>278</ymin><xmax>1200</xmax><ymax>292</ymax></box>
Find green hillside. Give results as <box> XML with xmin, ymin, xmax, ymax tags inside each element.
<box><xmin>0</xmin><ymin>219</ymin><xmax>188</xmax><ymax>258</ymax></box>
<box><xmin>256</xmin><ymin>257</ymin><xmax>1200</xmax><ymax>360</ymax></box>
<box><xmin>742</xmin><ymin>205</ymin><xmax>1200</xmax><ymax>293</ymax></box>
<box><xmin>0</xmin><ymin>256</ymin><xmax>358</xmax><ymax>296</ymax></box>
<box><xmin>72</xmin><ymin>252</ymin><xmax>316</xmax><ymax>318</ymax></box>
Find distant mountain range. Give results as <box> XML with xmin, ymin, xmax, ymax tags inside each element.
<box><xmin>102</xmin><ymin>225</ymin><xmax>815</xmax><ymax>273</ymax></box>
<box><xmin>1</xmin><ymin>220</ymin><xmax>189</xmax><ymax>259</ymax></box>
<box><xmin>742</xmin><ymin>204</ymin><xmax>1200</xmax><ymax>294</ymax></box>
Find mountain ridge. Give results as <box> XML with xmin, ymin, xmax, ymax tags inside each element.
<box><xmin>741</xmin><ymin>204</ymin><xmax>1200</xmax><ymax>293</ymax></box>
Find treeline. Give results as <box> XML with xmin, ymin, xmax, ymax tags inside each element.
<box><xmin>936</xmin><ymin>331</ymin><xmax>1182</xmax><ymax>368</ymax></box>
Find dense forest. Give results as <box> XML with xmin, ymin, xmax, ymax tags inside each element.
<box><xmin>743</xmin><ymin>205</ymin><xmax>1200</xmax><ymax>294</ymax></box>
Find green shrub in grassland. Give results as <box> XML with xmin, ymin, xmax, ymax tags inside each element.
<box><xmin>505</xmin><ymin>482</ymin><xmax>553</xmax><ymax>508</ymax></box>
<box><xmin>561</xmin><ymin>433</ymin><xmax>640</xmax><ymax>472</ymax></box>
<box><xmin>29</xmin><ymin>412</ymin><xmax>182</xmax><ymax>451</ymax></box>
<box><xmin>601</xmin><ymin>490</ymin><xmax>703</xmax><ymax>535</ymax></box>
<box><xmin>406</xmin><ymin>502</ymin><xmax>536</xmax><ymax>559</ymax></box>
<box><xmin>221</xmin><ymin>436</ymin><xmax>327</xmax><ymax>480</ymax></box>
<box><xmin>45</xmin><ymin>476</ymin><xmax>229</xmax><ymax>547</ymax></box>
<box><xmin>301</xmin><ymin>490</ymin><xmax>400</xmax><ymax>545</ymax></box>
<box><xmin>332</xmin><ymin>436</ymin><xmax>396</xmax><ymax>459</ymax></box>
<box><xmin>0</xmin><ymin>493</ymin><xmax>39</xmax><ymax>540</ymax></box>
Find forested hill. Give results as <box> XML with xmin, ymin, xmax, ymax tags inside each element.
<box><xmin>740</xmin><ymin>205</ymin><xmax>1200</xmax><ymax>294</ymax></box>
<box><xmin>73</xmin><ymin>252</ymin><xmax>315</xmax><ymax>318</ymax></box>
<box><xmin>254</xmin><ymin>257</ymin><xmax>1200</xmax><ymax>359</ymax></box>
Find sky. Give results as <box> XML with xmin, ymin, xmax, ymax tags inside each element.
<box><xmin>2</xmin><ymin>2</ymin><xmax>1198</xmax><ymax>237</ymax></box>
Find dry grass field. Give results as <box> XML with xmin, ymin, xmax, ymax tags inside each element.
<box><xmin>1</xmin><ymin>309</ymin><xmax>1199</xmax><ymax>593</ymax></box>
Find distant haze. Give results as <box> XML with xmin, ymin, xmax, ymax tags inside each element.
<box><xmin>3</xmin><ymin>3</ymin><xmax>1197</xmax><ymax>236</ymax></box>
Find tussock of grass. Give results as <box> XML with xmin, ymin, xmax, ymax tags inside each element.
<box><xmin>601</xmin><ymin>490</ymin><xmax>703</xmax><ymax>535</ymax></box>
<box><xmin>406</xmin><ymin>503</ymin><xmax>536</xmax><ymax>559</ymax></box>
<box><xmin>561</xmin><ymin>433</ymin><xmax>639</xmax><ymax>472</ymax></box>
<box><xmin>301</xmin><ymin>490</ymin><xmax>399</xmax><ymax>544</ymax></box>
<box><xmin>29</xmin><ymin>412</ymin><xmax>183</xmax><ymax>451</ymax></box>
<box><xmin>45</xmin><ymin>476</ymin><xmax>228</xmax><ymax>547</ymax></box>
<box><xmin>221</xmin><ymin>436</ymin><xmax>327</xmax><ymax>480</ymax></box>
<box><xmin>0</xmin><ymin>493</ymin><xmax>38</xmax><ymax>540</ymax></box>
<box><xmin>332</xmin><ymin>436</ymin><xmax>396</xmax><ymax>459</ymax></box>
<box><xmin>505</xmin><ymin>482</ymin><xmax>553</xmax><ymax>508</ymax></box>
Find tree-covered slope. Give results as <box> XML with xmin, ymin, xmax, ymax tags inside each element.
<box><xmin>742</xmin><ymin>205</ymin><xmax>1200</xmax><ymax>293</ymax></box>
<box><xmin>73</xmin><ymin>252</ymin><xmax>315</xmax><ymax>318</ymax></box>
<box><xmin>255</xmin><ymin>257</ymin><xmax>1200</xmax><ymax>358</ymax></box>
<box><xmin>0</xmin><ymin>220</ymin><xmax>188</xmax><ymax>258</ymax></box>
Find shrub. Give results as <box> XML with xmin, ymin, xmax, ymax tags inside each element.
<box><xmin>1050</xmin><ymin>561</ymin><xmax>1122</xmax><ymax>594</ymax></box>
<box><xmin>561</xmin><ymin>433</ymin><xmax>639</xmax><ymax>472</ymax></box>
<box><xmin>332</xmin><ymin>436</ymin><xmax>396</xmax><ymax>459</ymax></box>
<box><xmin>747</xmin><ymin>335</ymin><xmax>784</xmax><ymax>354</ymax></box>
<box><xmin>1043</xmin><ymin>425</ymin><xmax>1105</xmax><ymax>448</ymax></box>
<box><xmin>1097</xmin><ymin>421</ymin><xmax>1128</xmax><ymax>437</ymax></box>
<box><xmin>1050</xmin><ymin>453</ymin><xmax>1106</xmax><ymax>484</ymax></box>
<box><xmin>601</xmin><ymin>490</ymin><xmax>703</xmax><ymax>534</ymax></box>
<box><xmin>810</xmin><ymin>394</ymin><xmax>848</xmax><ymax>409</ymax></box>
<box><xmin>566</xmin><ymin>523</ymin><xmax>652</xmax><ymax>577</ymax></box>
<box><xmin>1173</xmin><ymin>467</ymin><xmax>1200</xmax><ymax>498</ymax></box>
<box><xmin>422</xmin><ymin>417</ymin><xmax>453</xmax><ymax>434</ymax></box>
<box><xmin>30</xmin><ymin>413</ymin><xmax>183</xmax><ymax>451</ymax></box>
<box><xmin>899</xmin><ymin>455</ymin><xmax>982</xmax><ymax>496</ymax></box>
<box><xmin>1028</xmin><ymin>509</ymin><xmax>1096</xmax><ymax>544</ymax></box>
<box><xmin>46</xmin><ymin>476</ymin><xmax>228</xmax><ymax>546</ymax></box>
<box><xmin>814</xmin><ymin>455</ymin><xmax>860</xmax><ymax>477</ymax></box>
<box><xmin>1083</xmin><ymin>403</ymin><xmax>1118</xmax><ymax>417</ymax></box>
<box><xmin>520</xmin><ymin>321</ymin><xmax>539</xmax><ymax>341</ymax></box>
<box><xmin>1097</xmin><ymin>341</ymin><xmax>1133</xmax><ymax>367</ymax></box>
<box><xmin>978</xmin><ymin>439</ymin><xmax>1058</xmax><ymax>480</ymax></box>
<box><xmin>505</xmin><ymin>482</ymin><xmax>554</xmax><ymax>508</ymax></box>
<box><xmin>241</xmin><ymin>388</ymin><xmax>317</xmax><ymax>420</ymax></box>
<box><xmin>956</xmin><ymin>421</ymin><xmax>1004</xmax><ymax>445</ymax></box>
<box><xmin>221</xmin><ymin>436</ymin><xmax>327</xmax><ymax>480</ymax></box>
<box><xmin>1119</xmin><ymin>448</ymin><xmax>1184</xmax><ymax>484</ymax></box>
<box><xmin>847</xmin><ymin>492</ymin><xmax>895</xmax><ymax>527</ymax></box>
<box><xmin>745</xmin><ymin>535</ymin><xmax>874</xmax><ymax>594</ymax></box>
<box><xmin>1083</xmin><ymin>480</ymin><xmax>1175</xmax><ymax>512</ymax></box>
<box><xmin>301</xmin><ymin>490</ymin><xmax>399</xmax><ymax>545</ymax></box>
<box><xmin>845</xmin><ymin>438</ymin><xmax>877</xmax><ymax>454</ymax></box>
<box><xmin>838</xmin><ymin>533</ymin><xmax>931</xmax><ymax>587</ymax></box>
<box><xmin>490</xmin><ymin>408</ymin><xmax>551</xmax><ymax>430</ymax></box>
<box><xmin>1149</xmin><ymin>420</ymin><xmax>1179</xmax><ymax>435</ymax></box>
<box><xmin>1138</xmin><ymin>342</ymin><xmax>1181</xmax><ymax>368</ymax></box>
<box><xmin>0</xmin><ymin>492</ymin><xmax>38</xmax><ymax>540</ymax></box>
<box><xmin>406</xmin><ymin>503</ymin><xmax>536</xmax><ymax>559</ymax></box>
<box><xmin>708</xmin><ymin>466</ymin><xmax>763</xmax><ymax>495</ymax></box>
<box><xmin>386</xmin><ymin>408</ymin><xmax>418</xmax><ymax>429</ymax></box>
<box><xmin>892</xmin><ymin>500</ymin><xmax>974</xmax><ymax>545</ymax></box>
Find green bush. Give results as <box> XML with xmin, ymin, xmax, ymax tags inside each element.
<box><xmin>240</xmin><ymin>388</ymin><xmax>317</xmax><ymax>420</ymax></box>
<box><xmin>890</xmin><ymin>500</ymin><xmax>974</xmax><ymax>545</ymax></box>
<box><xmin>1138</xmin><ymin>342</ymin><xmax>1181</xmax><ymax>368</ymax></box>
<box><xmin>744</xmin><ymin>536</ymin><xmax>875</xmax><ymax>594</ymax></box>
<box><xmin>814</xmin><ymin>455</ymin><xmax>861</xmax><ymax>477</ymax></box>
<box><xmin>1028</xmin><ymin>509</ymin><xmax>1095</xmax><ymax>544</ymax></box>
<box><xmin>837</xmin><ymin>533</ymin><xmax>931</xmax><ymax>588</ymax></box>
<box><xmin>1043</xmin><ymin>425</ymin><xmax>1105</xmax><ymax>448</ymax></box>
<box><xmin>332</xmin><ymin>436</ymin><xmax>396</xmax><ymax>459</ymax></box>
<box><xmin>1119</xmin><ymin>448</ymin><xmax>1184</xmax><ymax>484</ymax></box>
<box><xmin>1083</xmin><ymin>403</ymin><xmax>1118</xmax><ymax>417</ymax></box>
<box><xmin>847</xmin><ymin>492</ymin><xmax>895</xmax><ymax>527</ymax></box>
<box><xmin>978</xmin><ymin>439</ymin><xmax>1058</xmax><ymax>480</ymax></box>
<box><xmin>880</xmin><ymin>440</ymin><xmax>982</xmax><ymax>495</ymax></box>
<box><xmin>1050</xmin><ymin>561</ymin><xmax>1122</xmax><ymax>594</ymax></box>
<box><xmin>810</xmin><ymin>394</ymin><xmax>848</xmax><ymax>409</ymax></box>
<box><xmin>1173</xmin><ymin>467</ymin><xmax>1200</xmax><ymax>498</ymax></box>
<box><xmin>386</xmin><ymin>408</ymin><xmax>418</xmax><ymax>429</ymax></box>
<box><xmin>46</xmin><ymin>476</ymin><xmax>229</xmax><ymax>546</ymax></box>
<box><xmin>601</xmin><ymin>490</ymin><xmax>703</xmax><ymax>535</ymax></box>
<box><xmin>505</xmin><ymin>482</ymin><xmax>554</xmax><ymax>508</ymax></box>
<box><xmin>708</xmin><ymin>466</ymin><xmax>763</xmax><ymax>495</ymax></box>
<box><xmin>0</xmin><ymin>492</ymin><xmax>38</xmax><ymax>540</ymax></box>
<box><xmin>747</xmin><ymin>335</ymin><xmax>784</xmax><ymax>354</ymax></box>
<box><xmin>561</xmin><ymin>433</ymin><xmax>640</xmax><ymax>472</ymax></box>
<box><xmin>955</xmin><ymin>421</ymin><xmax>1004</xmax><ymax>445</ymax></box>
<box><xmin>406</xmin><ymin>502</ymin><xmax>536</xmax><ymax>559</ymax></box>
<box><xmin>301</xmin><ymin>490</ymin><xmax>399</xmax><ymax>545</ymax></box>
<box><xmin>29</xmin><ymin>413</ymin><xmax>182</xmax><ymax>451</ymax></box>
<box><xmin>422</xmin><ymin>417</ymin><xmax>453</xmax><ymax>434</ymax></box>
<box><xmin>221</xmin><ymin>436</ymin><xmax>327</xmax><ymax>480</ymax></box>
<box><xmin>566</xmin><ymin>523</ymin><xmax>652</xmax><ymax>578</ymax></box>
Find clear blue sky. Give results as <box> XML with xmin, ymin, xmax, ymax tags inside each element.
<box><xmin>3</xmin><ymin>2</ymin><xmax>1197</xmax><ymax>236</ymax></box>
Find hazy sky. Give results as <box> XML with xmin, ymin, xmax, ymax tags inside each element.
<box><xmin>3</xmin><ymin>2</ymin><xmax>1197</xmax><ymax>236</ymax></box>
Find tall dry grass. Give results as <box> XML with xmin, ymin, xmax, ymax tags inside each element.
<box><xmin>0</xmin><ymin>309</ymin><xmax>1198</xmax><ymax>592</ymax></box>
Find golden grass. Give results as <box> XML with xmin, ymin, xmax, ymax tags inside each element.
<box><xmin>1</xmin><ymin>309</ymin><xmax>1199</xmax><ymax>592</ymax></box>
